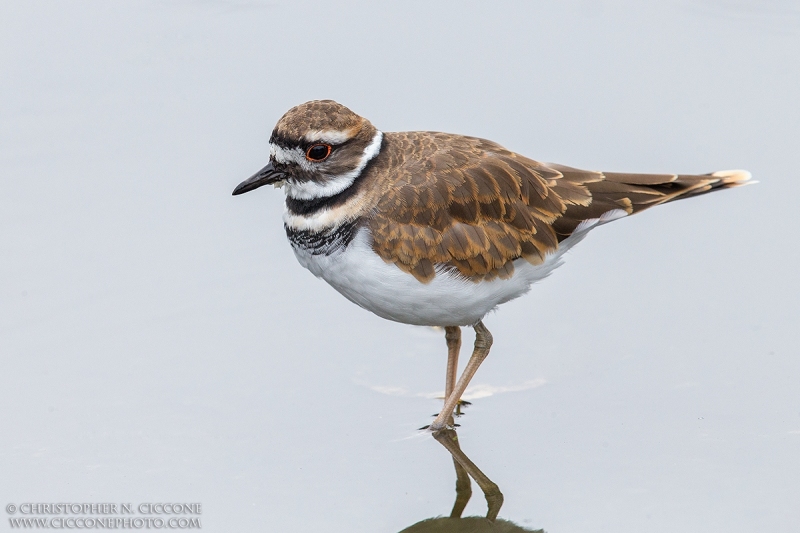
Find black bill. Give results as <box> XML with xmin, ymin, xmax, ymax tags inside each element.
<box><xmin>232</xmin><ymin>161</ymin><xmax>284</xmax><ymax>195</ymax></box>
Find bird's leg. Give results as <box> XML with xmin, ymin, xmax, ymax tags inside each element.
<box><xmin>433</xmin><ymin>427</ymin><xmax>503</xmax><ymax>521</ymax></box>
<box><xmin>444</xmin><ymin>326</ymin><xmax>472</xmax><ymax>419</ymax></box>
<box><xmin>444</xmin><ymin>326</ymin><xmax>461</xmax><ymax>404</ymax></box>
<box><xmin>442</xmin><ymin>326</ymin><xmax>473</xmax><ymax>516</ymax></box>
<box><xmin>429</xmin><ymin>321</ymin><xmax>493</xmax><ymax>432</ymax></box>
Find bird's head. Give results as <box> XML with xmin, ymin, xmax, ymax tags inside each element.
<box><xmin>232</xmin><ymin>100</ymin><xmax>383</xmax><ymax>199</ymax></box>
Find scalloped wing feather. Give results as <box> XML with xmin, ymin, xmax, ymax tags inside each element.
<box><xmin>367</xmin><ymin>133</ymin><xmax>749</xmax><ymax>283</ymax></box>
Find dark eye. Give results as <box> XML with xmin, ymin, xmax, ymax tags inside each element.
<box><xmin>305</xmin><ymin>144</ymin><xmax>332</xmax><ymax>161</ymax></box>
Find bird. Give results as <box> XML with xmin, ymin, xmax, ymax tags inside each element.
<box><xmin>233</xmin><ymin>99</ymin><xmax>752</xmax><ymax>433</ymax></box>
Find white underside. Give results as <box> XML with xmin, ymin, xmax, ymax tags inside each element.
<box><xmin>290</xmin><ymin>210</ymin><xmax>626</xmax><ymax>326</ymax></box>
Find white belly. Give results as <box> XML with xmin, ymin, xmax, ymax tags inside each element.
<box><xmin>289</xmin><ymin>214</ymin><xmax>618</xmax><ymax>326</ymax></box>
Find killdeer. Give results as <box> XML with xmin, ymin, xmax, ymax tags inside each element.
<box><xmin>233</xmin><ymin>100</ymin><xmax>752</xmax><ymax>433</ymax></box>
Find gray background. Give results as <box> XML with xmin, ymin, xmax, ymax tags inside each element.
<box><xmin>2</xmin><ymin>1</ymin><xmax>798</xmax><ymax>531</ymax></box>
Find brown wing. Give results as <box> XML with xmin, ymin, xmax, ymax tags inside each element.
<box><xmin>367</xmin><ymin>132</ymin><xmax>750</xmax><ymax>283</ymax></box>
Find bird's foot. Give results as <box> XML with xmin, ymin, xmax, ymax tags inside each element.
<box><xmin>436</xmin><ymin>397</ymin><xmax>473</xmax><ymax>408</ymax></box>
<box><xmin>454</xmin><ymin>399</ymin><xmax>472</xmax><ymax>416</ymax></box>
<box><xmin>419</xmin><ymin>421</ymin><xmax>457</xmax><ymax>432</ymax></box>
<box><xmin>432</xmin><ymin>399</ymin><xmax>472</xmax><ymax>419</ymax></box>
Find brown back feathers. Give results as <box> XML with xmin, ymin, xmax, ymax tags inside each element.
<box><xmin>366</xmin><ymin>132</ymin><xmax>750</xmax><ymax>283</ymax></box>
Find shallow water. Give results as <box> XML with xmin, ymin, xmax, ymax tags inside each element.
<box><xmin>1</xmin><ymin>1</ymin><xmax>798</xmax><ymax>531</ymax></box>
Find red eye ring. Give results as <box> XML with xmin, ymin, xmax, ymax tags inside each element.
<box><xmin>305</xmin><ymin>144</ymin><xmax>332</xmax><ymax>162</ymax></box>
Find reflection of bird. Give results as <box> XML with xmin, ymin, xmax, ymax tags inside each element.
<box><xmin>233</xmin><ymin>100</ymin><xmax>751</xmax><ymax>432</ymax></box>
<box><xmin>398</xmin><ymin>516</ymin><xmax>543</xmax><ymax>533</ymax></box>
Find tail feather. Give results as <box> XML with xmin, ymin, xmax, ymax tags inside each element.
<box><xmin>548</xmin><ymin>165</ymin><xmax>753</xmax><ymax>241</ymax></box>
<box><xmin>710</xmin><ymin>169</ymin><xmax>754</xmax><ymax>187</ymax></box>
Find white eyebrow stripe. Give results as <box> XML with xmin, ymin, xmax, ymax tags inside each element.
<box><xmin>304</xmin><ymin>129</ymin><xmax>355</xmax><ymax>144</ymax></box>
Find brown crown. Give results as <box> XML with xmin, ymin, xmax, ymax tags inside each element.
<box><xmin>272</xmin><ymin>100</ymin><xmax>369</xmax><ymax>144</ymax></box>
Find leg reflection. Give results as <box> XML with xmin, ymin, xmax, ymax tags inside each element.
<box><xmin>450</xmin><ymin>445</ymin><xmax>472</xmax><ymax>518</ymax></box>
<box><xmin>433</xmin><ymin>427</ymin><xmax>504</xmax><ymax>521</ymax></box>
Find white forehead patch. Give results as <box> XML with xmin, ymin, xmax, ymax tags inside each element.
<box><xmin>270</xmin><ymin>143</ymin><xmax>313</xmax><ymax>172</ymax></box>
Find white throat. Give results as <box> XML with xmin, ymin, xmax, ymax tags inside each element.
<box><xmin>275</xmin><ymin>130</ymin><xmax>384</xmax><ymax>201</ymax></box>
